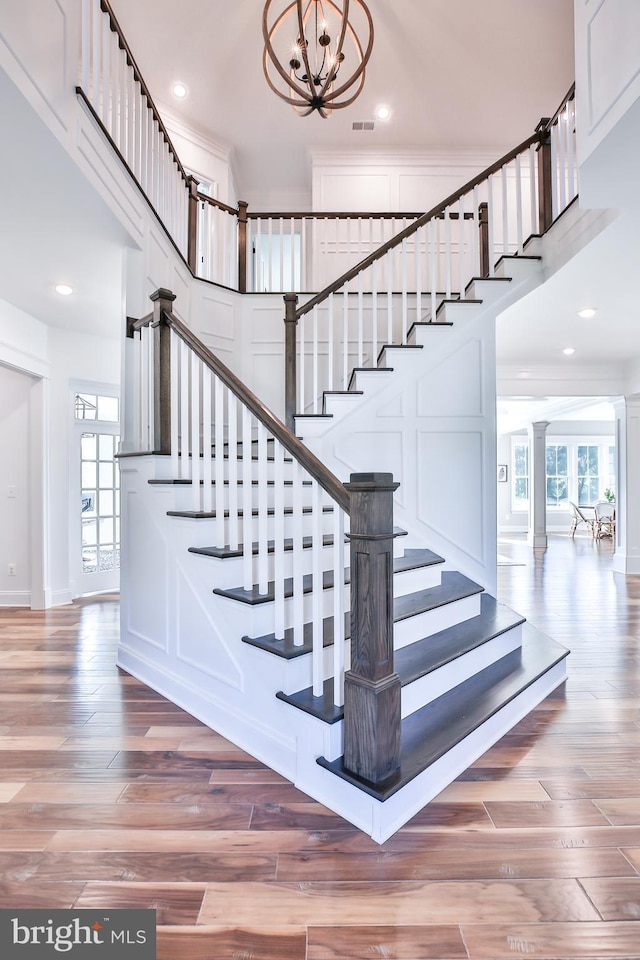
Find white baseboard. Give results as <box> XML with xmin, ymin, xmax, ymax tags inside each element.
<box><xmin>0</xmin><ymin>590</ymin><xmax>31</xmax><ymax>607</ymax></box>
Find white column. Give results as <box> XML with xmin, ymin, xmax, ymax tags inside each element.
<box><xmin>527</xmin><ymin>420</ymin><xmax>550</xmax><ymax>548</ymax></box>
<box><xmin>613</xmin><ymin>396</ymin><xmax>640</xmax><ymax>574</ymax></box>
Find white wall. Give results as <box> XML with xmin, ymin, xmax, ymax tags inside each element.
<box><xmin>575</xmin><ymin>0</ymin><xmax>640</xmax><ymax>210</ymax></box>
<box><xmin>311</xmin><ymin>150</ymin><xmax>497</xmax><ymax>213</ymax></box>
<box><xmin>0</xmin><ymin>364</ymin><xmax>35</xmax><ymax>603</ymax></box>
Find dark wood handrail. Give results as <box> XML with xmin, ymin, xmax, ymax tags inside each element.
<box><xmin>197</xmin><ymin>192</ymin><xmax>240</xmax><ymax>217</ymax></box>
<box><xmin>295</xmin><ymin>131</ymin><xmax>542</xmax><ymax>320</ymax></box>
<box><xmin>248</xmin><ymin>210</ymin><xmax>477</xmax><ymax>221</ymax></box>
<box><xmin>545</xmin><ymin>83</ymin><xmax>576</xmax><ymax>130</ymax></box>
<box><xmin>136</xmin><ymin>307</ymin><xmax>350</xmax><ymax>514</ymax></box>
<box><xmin>98</xmin><ymin>0</ymin><xmax>189</xmax><ymax>185</ymax></box>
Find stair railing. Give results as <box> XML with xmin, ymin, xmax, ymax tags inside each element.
<box><xmin>128</xmin><ymin>288</ymin><xmax>402</xmax><ymax>784</ymax></box>
<box><xmin>78</xmin><ymin>0</ymin><xmax>190</xmax><ymax>258</ymax></box>
<box><xmin>283</xmin><ymin>130</ymin><xmax>543</xmax><ymax>425</ymax></box>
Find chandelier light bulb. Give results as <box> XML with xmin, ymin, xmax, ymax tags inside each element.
<box><xmin>263</xmin><ymin>0</ymin><xmax>374</xmax><ymax>118</ymax></box>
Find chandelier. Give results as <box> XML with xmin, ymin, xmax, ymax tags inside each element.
<box><xmin>262</xmin><ymin>0</ymin><xmax>374</xmax><ymax>118</ymax></box>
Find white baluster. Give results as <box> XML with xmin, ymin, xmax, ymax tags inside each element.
<box><xmin>273</xmin><ymin>439</ymin><xmax>285</xmax><ymax>640</ymax></box>
<box><xmin>292</xmin><ymin>460</ymin><xmax>304</xmax><ymax>646</ymax></box>
<box><xmin>415</xmin><ymin>225</ymin><xmax>422</xmax><ymax>326</ymax></box>
<box><xmin>501</xmin><ymin>164</ymin><xmax>509</xmax><ymax>256</ymax></box>
<box><xmin>386</xmin><ymin>250</ymin><xmax>393</xmax><ymax>345</ymax></box>
<box><xmin>515</xmin><ymin>154</ymin><xmax>523</xmax><ymax>254</ymax></box>
<box><xmin>567</xmin><ymin>103</ymin><xmax>576</xmax><ymax>203</ymax></box>
<box><xmin>311</xmin><ymin>480</ymin><xmax>323</xmax><ymax>697</ymax></box>
<box><xmin>257</xmin><ymin>422</ymin><xmax>269</xmax><ymax>595</ymax></box>
<box><xmin>487</xmin><ymin>174</ymin><xmax>495</xmax><ymax>277</ymax></box>
<box><xmin>371</xmin><ymin>258</ymin><xmax>378</xmax><ymax>363</ymax></box>
<box><xmin>327</xmin><ymin>293</ymin><xmax>334</xmax><ymax>392</ymax></box>
<box><xmin>301</xmin><ymin>217</ymin><xmax>308</xmax><ymax>291</ymax></box>
<box><xmin>241</xmin><ymin>407</ymin><xmax>253</xmax><ymax>591</ymax></box>
<box><xmin>551</xmin><ymin>126</ymin><xmax>559</xmax><ymax>220</ymax></box>
<box><xmin>179</xmin><ymin>338</ymin><xmax>190</xmax><ymax>479</ymax></box>
<box><xmin>81</xmin><ymin>0</ymin><xmax>90</xmax><ymax>92</ymax></box>
<box><xmin>312</xmin><ymin>305</ymin><xmax>319</xmax><ymax>415</ymax></box>
<box><xmin>444</xmin><ymin>208</ymin><xmax>452</xmax><ymax>299</ymax></box>
<box><xmin>299</xmin><ymin>311</ymin><xmax>305</xmax><ymax>414</ymax></box>
<box><xmin>91</xmin><ymin>1</ymin><xmax>100</xmax><ymax>110</ymax></box>
<box><xmin>357</xmin><ymin>271</ymin><xmax>364</xmax><ymax>365</ymax></box>
<box><xmin>472</xmin><ymin>185</ymin><xmax>480</xmax><ymax>277</ymax></box>
<box><xmin>332</xmin><ymin>506</ymin><xmax>345</xmax><ymax>707</ymax></box>
<box><xmin>342</xmin><ymin>285</ymin><xmax>349</xmax><ymax>390</ymax></box>
<box><xmin>140</xmin><ymin>325</ymin><xmax>150</xmax><ymax>450</ymax></box>
<box><xmin>201</xmin><ymin>368</ymin><xmax>212</xmax><ymax>516</ymax></box>
<box><xmin>170</xmin><ymin>330</ymin><xmax>179</xmax><ymax>478</ymax></box>
<box><xmin>458</xmin><ymin>196</ymin><xmax>466</xmax><ymax>297</ymax></box>
<box><xmin>290</xmin><ymin>217</ymin><xmax>296</xmax><ymax>291</ymax></box>
<box><xmin>429</xmin><ymin>218</ymin><xmax>437</xmax><ymax>322</ymax></box>
<box><xmin>227</xmin><ymin>393</ymin><xmax>239</xmax><ymax>551</ymax></box>
<box><xmin>558</xmin><ymin>115</ymin><xmax>567</xmax><ymax>213</ymax></box>
<box><xmin>190</xmin><ymin>354</ymin><xmax>201</xmax><ymax>511</ymax></box>
<box><xmin>267</xmin><ymin>217</ymin><xmax>274</xmax><ymax>292</ymax></box>
<box><xmin>401</xmin><ymin>237</ymin><xmax>408</xmax><ymax>342</ymax></box>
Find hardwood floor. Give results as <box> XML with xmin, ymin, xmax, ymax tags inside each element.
<box><xmin>1</xmin><ymin>533</ymin><xmax>639</xmax><ymax>958</ymax></box>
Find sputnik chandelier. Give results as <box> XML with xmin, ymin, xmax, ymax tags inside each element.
<box><xmin>262</xmin><ymin>0</ymin><xmax>374</xmax><ymax>118</ymax></box>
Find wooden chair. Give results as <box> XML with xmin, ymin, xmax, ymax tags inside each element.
<box><xmin>594</xmin><ymin>500</ymin><xmax>616</xmax><ymax>539</ymax></box>
<box><xmin>569</xmin><ymin>501</ymin><xmax>597</xmax><ymax>537</ymax></box>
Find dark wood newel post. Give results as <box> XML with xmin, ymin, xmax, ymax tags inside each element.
<box><xmin>343</xmin><ymin>472</ymin><xmax>401</xmax><ymax>784</ymax></box>
<box><xmin>284</xmin><ymin>293</ymin><xmax>299</xmax><ymax>431</ymax></box>
<box><xmin>238</xmin><ymin>201</ymin><xmax>249</xmax><ymax>293</ymax></box>
<box><xmin>478</xmin><ymin>202</ymin><xmax>489</xmax><ymax>278</ymax></box>
<box><xmin>536</xmin><ymin>118</ymin><xmax>552</xmax><ymax>234</ymax></box>
<box><xmin>149</xmin><ymin>288</ymin><xmax>176</xmax><ymax>455</ymax></box>
<box><xmin>187</xmin><ymin>176</ymin><xmax>199</xmax><ymax>275</ymax></box>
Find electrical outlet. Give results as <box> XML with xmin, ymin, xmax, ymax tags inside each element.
<box><xmin>8</xmin><ymin>564</ymin><xmax>16</xmax><ymax>576</ymax></box>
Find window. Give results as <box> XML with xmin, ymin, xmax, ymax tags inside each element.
<box><xmin>75</xmin><ymin>393</ymin><xmax>119</xmax><ymax>422</ymax></box>
<box><xmin>513</xmin><ymin>442</ymin><xmax>529</xmax><ymax>509</ymax></box>
<box><xmin>577</xmin><ymin>444</ymin><xmax>599</xmax><ymax>506</ymax></box>
<box><xmin>546</xmin><ymin>444</ymin><xmax>568</xmax><ymax>507</ymax></box>
<box><xmin>510</xmin><ymin>436</ymin><xmax>615</xmax><ymax>511</ymax></box>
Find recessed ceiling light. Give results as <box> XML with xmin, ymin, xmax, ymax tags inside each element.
<box><xmin>172</xmin><ymin>82</ymin><xmax>188</xmax><ymax>99</ymax></box>
<box><xmin>577</xmin><ymin>308</ymin><xmax>596</xmax><ymax>319</ymax></box>
<box><xmin>563</xmin><ymin>347</ymin><xmax>576</xmax><ymax>356</ymax></box>
<box><xmin>375</xmin><ymin>104</ymin><xmax>391</xmax><ymax>121</ymax></box>
<box><xmin>55</xmin><ymin>283</ymin><xmax>74</xmax><ymax>296</ymax></box>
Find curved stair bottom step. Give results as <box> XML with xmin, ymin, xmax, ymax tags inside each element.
<box><xmin>299</xmin><ymin>626</ymin><xmax>568</xmax><ymax>843</ymax></box>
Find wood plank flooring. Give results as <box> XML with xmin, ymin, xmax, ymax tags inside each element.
<box><xmin>1</xmin><ymin>533</ymin><xmax>640</xmax><ymax>958</ymax></box>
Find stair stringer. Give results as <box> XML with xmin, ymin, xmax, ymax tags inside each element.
<box><xmin>296</xmin><ymin>260</ymin><xmax>544</xmax><ymax>596</ymax></box>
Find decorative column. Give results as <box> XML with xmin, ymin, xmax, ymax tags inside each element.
<box><xmin>343</xmin><ymin>473</ymin><xmax>401</xmax><ymax>785</ymax></box>
<box><xmin>284</xmin><ymin>293</ymin><xmax>299</xmax><ymax>432</ymax></box>
<box><xmin>528</xmin><ymin>420</ymin><xmax>550</xmax><ymax>548</ymax></box>
<box><xmin>150</xmin><ymin>288</ymin><xmax>176</xmax><ymax>456</ymax></box>
<box><xmin>535</xmin><ymin>118</ymin><xmax>553</xmax><ymax>233</ymax></box>
<box><xmin>613</xmin><ymin>396</ymin><xmax>640</xmax><ymax>574</ymax></box>
<box><xmin>186</xmin><ymin>176</ymin><xmax>199</xmax><ymax>275</ymax></box>
<box><xmin>237</xmin><ymin>201</ymin><xmax>249</xmax><ymax>293</ymax></box>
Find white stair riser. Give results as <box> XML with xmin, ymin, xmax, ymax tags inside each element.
<box><xmin>150</xmin><ymin>480</ymin><xmax>316</xmax><ymax>513</ymax></box>
<box><xmin>221</xmin><ymin>583</ymin><xmax>351</xmax><ymax>638</ymax></box>
<box><xmin>394</xmin><ymin>593</ymin><xmax>482</xmax><ymax>649</ymax></box>
<box><xmin>465</xmin><ymin>279</ymin><xmax>513</xmax><ymax>303</ymax></box>
<box><xmin>166</xmin><ymin>509</ymin><xmax>340</xmax><ymax>542</ymax></box>
<box><xmin>378</xmin><ymin>348</ymin><xmax>422</xmax><ymax>373</ymax></box>
<box><xmin>494</xmin><ymin>257</ymin><xmax>541</xmax><ymax>282</ymax></box>
<box><xmin>435</xmin><ymin>302</ymin><xmax>481</xmax><ymax>324</ymax></box>
<box><xmin>323</xmin><ymin>394</ymin><xmax>364</xmax><ymax>419</ymax></box>
<box><xmin>188</xmin><ymin>542</ymin><xmax>350</xmax><ymax>584</ymax></box>
<box><xmin>407</xmin><ymin>324</ymin><xmax>455</xmax><ymax>347</ymax></box>
<box><xmin>393</xmin><ymin>564</ymin><xmax>442</xmax><ymax>596</ymax></box>
<box><xmin>401</xmin><ymin>623</ymin><xmax>523</xmax><ymax>719</ymax></box>
<box><xmin>348</xmin><ymin>370</ymin><xmax>395</xmax><ymax>394</ymax></box>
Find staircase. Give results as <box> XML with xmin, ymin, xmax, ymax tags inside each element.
<box><xmin>119</xmin><ymin>249</ymin><xmax>568</xmax><ymax>841</ymax></box>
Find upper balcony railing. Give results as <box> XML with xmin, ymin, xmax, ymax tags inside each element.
<box><xmin>77</xmin><ymin>1</ymin><xmax>578</xmax><ymax>308</ymax></box>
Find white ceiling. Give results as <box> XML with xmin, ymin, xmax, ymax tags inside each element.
<box><xmin>108</xmin><ymin>0</ymin><xmax>576</xmax><ymax>199</ymax></box>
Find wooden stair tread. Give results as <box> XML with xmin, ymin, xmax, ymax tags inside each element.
<box><xmin>150</xmin><ymin>479</ymin><xmax>312</xmax><ymax>487</ymax></box>
<box><xmin>214</xmin><ymin>549</ymin><xmax>435</xmax><ymax>605</ymax></box>
<box><xmin>188</xmin><ymin>535</ymin><xmax>336</xmax><ymax>560</ymax></box>
<box><xmin>276</xmin><ymin>595</ymin><xmax>523</xmax><ymax>724</ymax></box>
<box><xmin>214</xmin><ymin>568</ymin><xmax>350</xmax><ymax>605</ymax></box>
<box><xmin>166</xmin><ymin>505</ymin><xmax>335</xmax><ymax>519</ymax></box>
<box><xmin>242</xmin><ymin>613</ymin><xmax>350</xmax><ymax>660</ymax></box>
<box><xmin>317</xmin><ymin>625</ymin><xmax>569</xmax><ymax>800</ymax></box>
